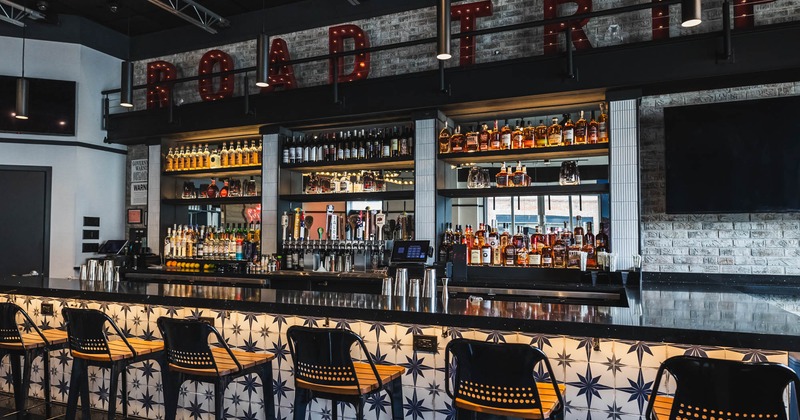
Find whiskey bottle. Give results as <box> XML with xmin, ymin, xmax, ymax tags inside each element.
<box><xmin>400</xmin><ymin>126</ymin><xmax>412</xmax><ymax>156</ymax></box>
<box><xmin>465</xmin><ymin>126</ymin><xmax>479</xmax><ymax>153</ymax></box>
<box><xmin>596</xmin><ymin>222</ymin><xmax>609</xmax><ymax>252</ymax></box>
<box><xmin>242</xmin><ymin>140</ymin><xmax>251</xmax><ymax>166</ymax></box>
<box><xmin>500</xmin><ymin>120</ymin><xmax>512</xmax><ymax>150</ymax></box>
<box><xmin>390</xmin><ymin>128</ymin><xmax>399</xmax><ymax>157</ymax></box>
<box><xmin>503</xmin><ymin>236</ymin><xmax>516</xmax><ymax>266</ymax></box>
<box><xmin>219</xmin><ymin>179</ymin><xmax>230</xmax><ymax>198</ymax></box>
<box><xmin>583</xmin><ymin>221</ymin><xmax>597</xmax><ymax>269</ymax></box>
<box><xmin>220</xmin><ymin>143</ymin><xmax>230</xmax><ymax>167</ymax></box>
<box><xmin>495</xmin><ymin>162</ymin><xmax>511</xmax><ymax>188</ymax></box>
<box><xmin>562</xmin><ymin>114</ymin><xmax>575</xmax><ymax>146</ymax></box>
<box><xmin>588</xmin><ymin>111</ymin><xmax>599</xmax><ymax>144</ymax></box>
<box><xmin>541</xmin><ymin>240</ymin><xmax>553</xmax><ymax>268</ymax></box>
<box><xmin>489</xmin><ymin>225</ymin><xmax>501</xmax><ymax>266</ymax></box>
<box><xmin>520</xmin><ymin>165</ymin><xmax>531</xmax><ymax>187</ymax></box>
<box><xmin>547</xmin><ymin>118</ymin><xmax>562</xmax><ymax>147</ymax></box>
<box><xmin>235</xmin><ymin>141</ymin><xmax>244</xmax><ymax>166</ymax></box>
<box><xmin>511</xmin><ymin>161</ymin><xmax>526</xmax><ymax>187</ymax></box>
<box><xmin>479</xmin><ymin>124</ymin><xmax>490</xmax><ymax>152</ymax></box>
<box><xmin>251</xmin><ymin>140</ymin><xmax>260</xmax><ymax>165</ymax></box>
<box><xmin>552</xmin><ymin>231</ymin><xmax>567</xmax><ymax>268</ymax></box>
<box><xmin>528</xmin><ymin>226</ymin><xmax>544</xmax><ymax>266</ymax></box>
<box><xmin>535</xmin><ymin>120</ymin><xmax>548</xmax><ymax>147</ymax></box>
<box><xmin>175</xmin><ymin>146</ymin><xmax>183</xmax><ymax>170</ymax></box>
<box><xmin>514</xmin><ymin>227</ymin><xmax>527</xmax><ymax>266</ymax></box>
<box><xmin>512</xmin><ymin>120</ymin><xmax>524</xmax><ymax>150</ymax></box>
<box><xmin>207</xmin><ymin>179</ymin><xmax>219</xmax><ymax>198</ymax></box>
<box><xmin>203</xmin><ymin>144</ymin><xmax>211</xmax><ymax>168</ymax></box>
<box><xmin>438</xmin><ymin>122</ymin><xmax>452</xmax><ymax>154</ymax></box>
<box><xmin>575</xmin><ymin>111</ymin><xmax>587</xmax><ymax>144</ymax></box>
<box><xmin>489</xmin><ymin>121</ymin><xmax>500</xmax><ymax>150</ymax></box>
<box><xmin>598</xmin><ymin>103</ymin><xmax>609</xmax><ymax>143</ymax></box>
<box><xmin>166</xmin><ymin>147</ymin><xmax>175</xmax><ymax>171</ymax></box>
<box><xmin>523</xmin><ymin>121</ymin><xmax>535</xmax><ymax>148</ymax></box>
<box><xmin>573</xmin><ymin>215</ymin><xmax>585</xmax><ymax>248</ymax></box>
<box><xmin>447</xmin><ymin>126</ymin><xmax>463</xmax><ymax>153</ymax></box>
<box><xmin>479</xmin><ymin>224</ymin><xmax>492</xmax><ymax>265</ymax></box>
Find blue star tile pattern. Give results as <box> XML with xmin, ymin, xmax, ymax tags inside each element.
<box><xmin>269</xmin><ymin>337</ymin><xmax>290</xmax><ymax>369</ymax></box>
<box><xmin>576</xmin><ymin>337</ymin><xmax>595</xmax><ymax>361</ymax></box>
<box><xmin>273</xmin><ymin>373</ymin><xmax>293</xmax><ymax>406</ymax></box>
<box><xmin>557</xmin><ymin>351</ymin><xmax>575</xmax><ymax>368</ymax></box>
<box><xmin>436</xmin><ymin>400</ymin><xmax>456</xmax><ymax>420</ymax></box>
<box><xmin>729</xmin><ymin>348</ymin><xmax>785</xmax><ymax>363</ymax></box>
<box><xmin>566</xmin><ymin>365</ymin><xmax>612</xmax><ymax>407</ymax></box>
<box><xmin>368</xmin><ymin>321</ymin><xmax>387</xmax><ymax>341</ymax></box>
<box><xmin>606</xmin><ymin>402</ymin><xmax>623</xmax><ymax>420</ymax></box>
<box><xmin>600</xmin><ymin>355</ymin><xmax>623</xmax><ymax>374</ymax></box>
<box><xmin>366</xmin><ymin>391</ymin><xmax>391</xmax><ymax>416</ymax></box>
<box><xmin>617</xmin><ymin>369</ymin><xmax>654</xmax><ymax>415</ymax></box>
<box><xmin>425</xmin><ymin>381</ymin><xmax>442</xmax><ymax>398</ymax></box>
<box><xmin>533</xmin><ymin>363</ymin><xmax>552</xmax><ymax>383</ymax></box>
<box><xmin>403</xmin><ymin>389</ymin><xmax>432</xmax><ymax>420</ymax></box>
<box><xmin>622</xmin><ymin>341</ymin><xmax>654</xmax><ymax>366</ymax></box>
<box><xmin>400</xmin><ymin>352</ymin><xmax>434</xmax><ymax>386</ymax></box>
<box><xmin>672</xmin><ymin>344</ymin><xmax>722</xmax><ymax>358</ymax></box>
<box><xmin>485</xmin><ymin>330</ymin><xmax>506</xmax><ymax>344</ymax></box>
<box><xmin>302</xmin><ymin>317</ymin><xmax>318</xmax><ymax>328</ymax></box>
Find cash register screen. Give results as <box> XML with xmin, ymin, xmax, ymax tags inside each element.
<box><xmin>391</xmin><ymin>240</ymin><xmax>430</xmax><ymax>263</ymax></box>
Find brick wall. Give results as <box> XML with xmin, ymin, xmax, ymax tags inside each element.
<box><xmin>130</xmin><ymin>0</ymin><xmax>800</xmax><ymax>109</ymax></box>
<box><xmin>639</xmin><ymin>82</ymin><xmax>800</xmax><ymax>275</ymax></box>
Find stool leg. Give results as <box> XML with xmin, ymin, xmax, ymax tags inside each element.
<box><xmin>293</xmin><ymin>387</ymin><xmax>310</xmax><ymax>420</ymax></box>
<box><xmin>80</xmin><ymin>362</ymin><xmax>90</xmax><ymax>420</ymax></box>
<box><xmin>388</xmin><ymin>377</ymin><xmax>404</xmax><ymax>420</ymax></box>
<box><xmin>356</xmin><ymin>398</ymin><xmax>365</xmax><ymax>420</ymax></box>
<box><xmin>65</xmin><ymin>359</ymin><xmax>83</xmax><ymax>420</ymax></box>
<box><xmin>163</xmin><ymin>371</ymin><xmax>181</xmax><ymax>420</ymax></box>
<box><xmin>20</xmin><ymin>350</ymin><xmax>33</xmax><ymax>413</ymax></box>
<box><xmin>258</xmin><ymin>365</ymin><xmax>275</xmax><ymax>420</ymax></box>
<box><xmin>9</xmin><ymin>353</ymin><xmax>23</xmax><ymax>412</ymax></box>
<box><xmin>214</xmin><ymin>377</ymin><xmax>228</xmax><ymax>420</ymax></box>
<box><xmin>121</xmin><ymin>364</ymin><xmax>128</xmax><ymax>419</ymax></box>
<box><xmin>332</xmin><ymin>400</ymin><xmax>338</xmax><ymax>420</ymax></box>
<box><xmin>43</xmin><ymin>350</ymin><xmax>52</xmax><ymax>418</ymax></box>
<box><xmin>108</xmin><ymin>363</ymin><xmax>121</xmax><ymax>419</ymax></box>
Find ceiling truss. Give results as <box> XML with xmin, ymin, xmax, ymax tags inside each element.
<box><xmin>145</xmin><ymin>0</ymin><xmax>229</xmax><ymax>34</ymax></box>
<box><xmin>0</xmin><ymin>0</ymin><xmax>44</xmax><ymax>27</ymax></box>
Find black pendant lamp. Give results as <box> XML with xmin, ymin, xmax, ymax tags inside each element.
<box><xmin>15</xmin><ymin>23</ymin><xmax>28</xmax><ymax>120</ymax></box>
<box><xmin>120</xmin><ymin>61</ymin><xmax>134</xmax><ymax>108</ymax></box>
<box><xmin>436</xmin><ymin>0</ymin><xmax>452</xmax><ymax>60</ymax></box>
<box><xmin>255</xmin><ymin>33</ymin><xmax>270</xmax><ymax>87</ymax></box>
<box><xmin>681</xmin><ymin>0</ymin><xmax>702</xmax><ymax>27</ymax></box>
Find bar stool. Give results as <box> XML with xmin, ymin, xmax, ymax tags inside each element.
<box><xmin>646</xmin><ymin>355</ymin><xmax>800</xmax><ymax>420</ymax></box>
<box><xmin>157</xmin><ymin>317</ymin><xmax>276</xmax><ymax>420</ymax></box>
<box><xmin>444</xmin><ymin>338</ymin><xmax>565</xmax><ymax>420</ymax></box>
<box><xmin>287</xmin><ymin>325</ymin><xmax>405</xmax><ymax>420</ymax></box>
<box><xmin>62</xmin><ymin>307</ymin><xmax>164</xmax><ymax>420</ymax></box>
<box><xmin>0</xmin><ymin>302</ymin><xmax>68</xmax><ymax>417</ymax></box>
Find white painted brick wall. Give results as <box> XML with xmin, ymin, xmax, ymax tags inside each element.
<box><xmin>640</xmin><ymin>82</ymin><xmax>800</xmax><ymax>275</ymax></box>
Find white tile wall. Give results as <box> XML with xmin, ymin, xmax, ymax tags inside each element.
<box><xmin>147</xmin><ymin>145</ymin><xmax>161</xmax><ymax>251</ymax></box>
<box><xmin>262</xmin><ymin>134</ymin><xmax>279</xmax><ymax>255</ymax></box>
<box><xmin>415</xmin><ymin>119</ymin><xmax>437</xmax><ymax>254</ymax></box>
<box><xmin>610</xmin><ymin>99</ymin><xmax>640</xmax><ymax>271</ymax></box>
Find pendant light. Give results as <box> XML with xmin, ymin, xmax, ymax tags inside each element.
<box><xmin>15</xmin><ymin>18</ymin><xmax>28</xmax><ymax>120</ymax></box>
<box><xmin>681</xmin><ymin>0</ymin><xmax>702</xmax><ymax>27</ymax></box>
<box><xmin>255</xmin><ymin>0</ymin><xmax>269</xmax><ymax>87</ymax></box>
<box><xmin>436</xmin><ymin>0</ymin><xmax>452</xmax><ymax>60</ymax></box>
<box><xmin>120</xmin><ymin>11</ymin><xmax>134</xmax><ymax>108</ymax></box>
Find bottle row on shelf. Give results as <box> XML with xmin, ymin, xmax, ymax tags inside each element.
<box><xmin>282</xmin><ymin>206</ymin><xmax>414</xmax><ymax>243</ymax></box>
<box><xmin>439</xmin><ymin>104</ymin><xmax>609</xmax><ymax>154</ymax></box>
<box><xmin>303</xmin><ymin>170</ymin><xmax>413</xmax><ymax>195</ymax></box>
<box><xmin>180</xmin><ymin>177</ymin><xmax>260</xmax><ymax>199</ymax></box>
<box><xmin>282</xmin><ymin>126</ymin><xmax>414</xmax><ymax>165</ymax></box>
<box><xmin>165</xmin><ymin>140</ymin><xmax>263</xmax><ymax>172</ymax></box>
<box><xmin>163</xmin><ymin>223</ymin><xmax>261</xmax><ymax>262</ymax></box>
<box><xmin>439</xmin><ymin>216</ymin><xmax>609</xmax><ymax>269</ymax></box>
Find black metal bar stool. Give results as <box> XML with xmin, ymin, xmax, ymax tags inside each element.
<box><xmin>646</xmin><ymin>355</ymin><xmax>800</xmax><ymax>420</ymax></box>
<box><xmin>287</xmin><ymin>325</ymin><xmax>405</xmax><ymax>420</ymax></box>
<box><xmin>0</xmin><ymin>302</ymin><xmax>68</xmax><ymax>417</ymax></box>
<box><xmin>157</xmin><ymin>317</ymin><xmax>275</xmax><ymax>420</ymax></box>
<box><xmin>62</xmin><ymin>307</ymin><xmax>164</xmax><ymax>420</ymax></box>
<box><xmin>444</xmin><ymin>338</ymin><xmax>565</xmax><ymax>420</ymax></box>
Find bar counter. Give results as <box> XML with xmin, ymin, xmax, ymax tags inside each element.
<box><xmin>2</xmin><ymin>276</ymin><xmax>799</xmax><ymax>420</ymax></box>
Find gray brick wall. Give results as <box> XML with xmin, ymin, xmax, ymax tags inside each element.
<box><xmin>640</xmin><ymin>82</ymin><xmax>800</xmax><ymax>275</ymax></box>
<box><xmin>129</xmin><ymin>0</ymin><xmax>800</xmax><ymax>109</ymax></box>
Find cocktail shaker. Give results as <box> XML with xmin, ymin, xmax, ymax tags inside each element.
<box><xmin>393</xmin><ymin>268</ymin><xmax>408</xmax><ymax>297</ymax></box>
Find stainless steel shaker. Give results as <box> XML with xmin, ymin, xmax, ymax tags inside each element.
<box><xmin>393</xmin><ymin>268</ymin><xmax>408</xmax><ymax>297</ymax></box>
<box><xmin>409</xmin><ymin>278</ymin><xmax>421</xmax><ymax>297</ymax></box>
<box><xmin>87</xmin><ymin>260</ymin><xmax>99</xmax><ymax>281</ymax></box>
<box><xmin>381</xmin><ymin>277</ymin><xmax>394</xmax><ymax>296</ymax></box>
<box><xmin>422</xmin><ymin>268</ymin><xmax>437</xmax><ymax>298</ymax></box>
<box><xmin>79</xmin><ymin>264</ymin><xmax>88</xmax><ymax>281</ymax></box>
<box><xmin>103</xmin><ymin>260</ymin><xmax>115</xmax><ymax>283</ymax></box>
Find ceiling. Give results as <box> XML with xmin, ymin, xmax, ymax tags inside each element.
<box><xmin>29</xmin><ymin>0</ymin><xmax>309</xmax><ymax>36</ymax></box>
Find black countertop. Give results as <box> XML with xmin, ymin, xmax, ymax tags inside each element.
<box><xmin>2</xmin><ymin>276</ymin><xmax>800</xmax><ymax>351</ymax></box>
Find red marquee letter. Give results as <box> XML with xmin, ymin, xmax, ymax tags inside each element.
<box><xmin>260</xmin><ymin>38</ymin><xmax>298</xmax><ymax>93</ymax></box>
<box><xmin>451</xmin><ymin>1</ymin><xmax>493</xmax><ymax>66</ymax></box>
<box><xmin>734</xmin><ymin>0</ymin><xmax>775</xmax><ymax>29</ymax></box>
<box><xmin>146</xmin><ymin>60</ymin><xmax>176</xmax><ymax>110</ymax></box>
<box><xmin>543</xmin><ymin>0</ymin><xmax>592</xmax><ymax>55</ymax></box>
<box><xmin>198</xmin><ymin>49</ymin><xmax>234</xmax><ymax>102</ymax></box>
<box><xmin>329</xmin><ymin>24</ymin><xmax>370</xmax><ymax>84</ymax></box>
<box><xmin>652</xmin><ymin>0</ymin><xmax>670</xmax><ymax>40</ymax></box>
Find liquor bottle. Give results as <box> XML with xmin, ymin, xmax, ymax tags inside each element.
<box><xmin>512</xmin><ymin>120</ymin><xmax>524</xmax><ymax>149</ymax></box>
<box><xmin>568</xmin><ymin>220</ymin><xmax>582</xmax><ymax>269</ymax></box>
<box><xmin>400</xmin><ymin>126</ymin><xmax>411</xmax><ymax>156</ymax></box>
<box><xmin>251</xmin><ymin>140</ymin><xmax>260</xmax><ymax>165</ymax></box>
<box><xmin>390</xmin><ymin>128</ymin><xmax>399</xmax><ymax>157</ymax></box>
<box><xmin>535</xmin><ymin>120</ymin><xmax>548</xmax><ymax>147</ymax></box>
<box><xmin>219</xmin><ymin>179</ymin><xmax>230</xmax><ymax>198</ymax></box>
<box><xmin>520</xmin><ymin>165</ymin><xmax>531</xmax><ymax>187</ymax></box>
<box><xmin>183</xmin><ymin>146</ymin><xmax>191</xmax><ymax>170</ymax></box>
<box><xmin>174</xmin><ymin>146</ymin><xmax>183</xmax><ymax>170</ymax></box>
<box><xmin>587</xmin><ymin>111</ymin><xmax>599</xmax><ymax>144</ymax></box>
<box><xmin>242</xmin><ymin>140</ymin><xmax>250</xmax><ymax>166</ymax></box>
<box><xmin>513</xmin><ymin>227</ymin><xmax>527</xmax><ymax>266</ymax></box>
<box><xmin>541</xmin><ymin>236</ymin><xmax>554</xmax><ymax>268</ymax></box>
<box><xmin>351</xmin><ymin>136</ymin><xmax>359</xmax><ymax>161</ymax></box>
<box><xmin>547</xmin><ymin>118</ymin><xmax>562</xmax><ymax>147</ymax></box>
<box><xmin>496</xmin><ymin>162</ymin><xmax>511</xmax><ymax>188</ymax></box>
<box><xmin>583</xmin><ymin>221</ymin><xmax>597</xmax><ymax>269</ymax></box>
<box><xmin>195</xmin><ymin>146</ymin><xmax>205</xmax><ymax>170</ymax></box>
<box><xmin>523</xmin><ymin>121</ymin><xmax>535</xmax><ymax>148</ymax></box>
<box><xmin>512</xmin><ymin>161</ymin><xmax>526</xmax><ymax>187</ymax></box>
<box><xmin>193</xmin><ymin>145</ymin><xmax>201</xmax><ymax>169</ymax></box>
<box><xmin>489</xmin><ymin>121</ymin><xmax>500</xmax><ymax>151</ymax></box>
<box><xmin>479</xmin><ymin>124</ymin><xmax>490</xmax><ymax>152</ymax></box>
<box><xmin>573</xmin><ymin>215</ymin><xmax>585</xmax><ymax>249</ymax></box>
<box><xmin>207</xmin><ymin>179</ymin><xmax>219</xmax><ymax>198</ymax></box>
<box><xmin>596</xmin><ymin>222</ymin><xmax>609</xmax><ymax>252</ymax></box>
<box><xmin>221</xmin><ymin>142</ymin><xmax>230</xmax><ymax>167</ymax></box>
<box><xmin>475</xmin><ymin>223</ymin><xmax>486</xmax><ymax>247</ymax></box>
<box><xmin>498</xmin><ymin>120</ymin><xmax>511</xmax><ymax>150</ymax></box>
<box><xmin>203</xmin><ymin>144</ymin><xmax>211</xmax><ymax>168</ymax></box>
<box><xmin>439</xmin><ymin>223</ymin><xmax>452</xmax><ymax>262</ymax></box>
<box><xmin>552</xmin><ymin>229</ymin><xmax>567</xmax><ymax>268</ymax></box>
<box><xmin>598</xmin><ymin>103</ymin><xmax>609</xmax><ymax>143</ymax></box>
<box><xmin>575</xmin><ymin>111</ymin><xmax>587</xmax><ymax>144</ymax></box>
<box><xmin>438</xmin><ymin>122</ymin><xmax>452</xmax><ymax>154</ymax></box>
<box><xmin>286</xmin><ymin>137</ymin><xmax>295</xmax><ymax>164</ymax></box>
<box><xmin>310</xmin><ymin>136</ymin><xmax>318</xmax><ymax>162</ymax></box>
<box><xmin>528</xmin><ymin>227</ymin><xmax>543</xmax><ymax>267</ymax></box>
<box><xmin>235</xmin><ymin>141</ymin><xmax>244</xmax><ymax>166</ymax></box>
<box><xmin>562</xmin><ymin>114</ymin><xmax>575</xmax><ymax>146</ymax></box>
<box><xmin>338</xmin><ymin>133</ymin><xmax>346</xmax><ymax>161</ymax></box>
<box><xmin>503</xmin><ymin>235</ymin><xmax>516</xmax><ymax>267</ymax></box>
<box><xmin>450</xmin><ymin>126</ymin><xmax>465</xmax><ymax>153</ymax></box>
<box><xmin>166</xmin><ymin>147</ymin><xmax>175</xmax><ymax>171</ymax></box>
<box><xmin>488</xmin><ymin>224</ymin><xmax>501</xmax><ymax>266</ymax></box>
<box><xmin>465</xmin><ymin>126</ymin><xmax>479</xmax><ymax>153</ymax></box>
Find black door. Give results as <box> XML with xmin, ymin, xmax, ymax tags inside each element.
<box><xmin>0</xmin><ymin>166</ymin><xmax>50</xmax><ymax>279</ymax></box>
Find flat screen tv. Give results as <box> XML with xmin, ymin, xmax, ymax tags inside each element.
<box><xmin>0</xmin><ymin>76</ymin><xmax>76</xmax><ymax>136</ymax></box>
<box><xmin>664</xmin><ymin>95</ymin><xmax>800</xmax><ymax>214</ymax></box>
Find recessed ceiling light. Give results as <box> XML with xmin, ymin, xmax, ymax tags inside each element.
<box><xmin>59</xmin><ymin>121</ymin><xmax>66</xmax><ymax>126</ymax></box>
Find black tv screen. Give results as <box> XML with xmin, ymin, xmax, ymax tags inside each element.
<box><xmin>664</xmin><ymin>95</ymin><xmax>800</xmax><ymax>214</ymax></box>
<box><xmin>0</xmin><ymin>76</ymin><xmax>76</xmax><ymax>136</ymax></box>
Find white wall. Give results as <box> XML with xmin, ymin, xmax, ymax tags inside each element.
<box><xmin>0</xmin><ymin>36</ymin><xmax>127</xmax><ymax>278</ymax></box>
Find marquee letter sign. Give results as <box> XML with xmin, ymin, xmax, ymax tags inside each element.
<box><xmin>543</xmin><ymin>0</ymin><xmax>593</xmax><ymax>55</ymax></box>
<box><xmin>329</xmin><ymin>24</ymin><xmax>370</xmax><ymax>83</ymax></box>
<box><xmin>261</xmin><ymin>38</ymin><xmax>298</xmax><ymax>93</ymax></box>
<box><xmin>451</xmin><ymin>1</ymin><xmax>494</xmax><ymax>66</ymax></box>
<box><xmin>146</xmin><ymin>60</ymin><xmax>177</xmax><ymax>109</ymax></box>
<box><xmin>198</xmin><ymin>49</ymin><xmax>235</xmax><ymax>101</ymax></box>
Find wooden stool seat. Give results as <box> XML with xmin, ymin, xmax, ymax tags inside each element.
<box><xmin>169</xmin><ymin>347</ymin><xmax>275</xmax><ymax>376</ymax></box>
<box><xmin>455</xmin><ymin>383</ymin><xmax>566</xmax><ymax>419</ymax></box>
<box><xmin>296</xmin><ymin>362</ymin><xmax>405</xmax><ymax>396</ymax></box>
<box><xmin>651</xmin><ymin>395</ymin><xmax>674</xmax><ymax>420</ymax></box>
<box><xmin>71</xmin><ymin>337</ymin><xmax>164</xmax><ymax>362</ymax></box>
<box><xmin>0</xmin><ymin>329</ymin><xmax>68</xmax><ymax>350</ymax></box>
